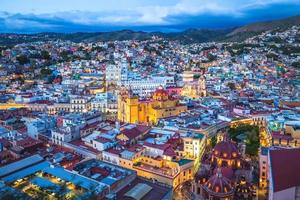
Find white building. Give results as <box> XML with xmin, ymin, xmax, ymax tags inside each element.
<box><xmin>91</xmin><ymin>92</ymin><xmax>117</xmax><ymax>114</ymax></box>
<box><xmin>144</xmin><ymin>143</ymin><xmax>165</xmax><ymax>157</ymax></box>
<box><xmin>102</xmin><ymin>149</ymin><xmax>121</xmax><ymax>165</ymax></box>
<box><xmin>70</xmin><ymin>95</ymin><xmax>92</xmax><ymax>113</ymax></box>
<box><xmin>120</xmin><ymin>76</ymin><xmax>175</xmax><ymax>98</ymax></box>
<box><xmin>51</xmin><ymin>126</ymin><xmax>80</xmax><ymax>145</ymax></box>
<box><xmin>92</xmin><ymin>137</ymin><xmax>115</xmax><ymax>151</ymax></box>
<box><xmin>183</xmin><ymin>133</ymin><xmax>206</xmax><ymax>159</ymax></box>
<box><xmin>105</xmin><ymin>61</ymin><xmax>128</xmax><ymax>85</ymax></box>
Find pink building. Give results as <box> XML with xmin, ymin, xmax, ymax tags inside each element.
<box><xmin>166</xmin><ymin>87</ymin><xmax>182</xmax><ymax>96</ymax></box>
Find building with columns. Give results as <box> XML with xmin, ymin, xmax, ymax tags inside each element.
<box><xmin>118</xmin><ymin>86</ymin><xmax>187</xmax><ymax>125</ymax></box>
<box><xmin>181</xmin><ymin>76</ymin><xmax>207</xmax><ymax>99</ymax></box>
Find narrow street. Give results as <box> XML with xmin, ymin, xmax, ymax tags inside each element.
<box><xmin>173</xmin><ymin>182</ymin><xmax>193</xmax><ymax>200</ymax></box>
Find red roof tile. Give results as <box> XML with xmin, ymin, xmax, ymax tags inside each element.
<box><xmin>144</xmin><ymin>142</ymin><xmax>170</xmax><ymax>151</ymax></box>
<box><xmin>105</xmin><ymin>148</ymin><xmax>123</xmax><ymax>155</ymax></box>
<box><xmin>90</xmin><ymin>166</ymin><xmax>110</xmax><ymax>176</ymax></box>
<box><xmin>163</xmin><ymin>147</ymin><xmax>176</xmax><ymax>157</ymax></box>
<box><xmin>120</xmin><ymin>125</ymin><xmax>150</xmax><ymax>140</ymax></box>
<box><xmin>270</xmin><ymin>148</ymin><xmax>300</xmax><ymax>192</ymax></box>
<box><xmin>69</xmin><ymin>140</ymin><xmax>100</xmax><ymax>154</ymax></box>
<box><xmin>16</xmin><ymin>137</ymin><xmax>42</xmax><ymax>148</ymax></box>
<box><xmin>95</xmin><ymin>137</ymin><xmax>112</xmax><ymax>143</ymax></box>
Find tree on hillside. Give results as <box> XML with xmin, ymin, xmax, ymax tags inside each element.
<box><xmin>210</xmin><ymin>136</ymin><xmax>217</xmax><ymax>148</ymax></box>
<box><xmin>227</xmin><ymin>82</ymin><xmax>236</xmax><ymax>90</ymax></box>
<box><xmin>17</xmin><ymin>55</ymin><xmax>30</xmax><ymax>65</ymax></box>
<box><xmin>41</xmin><ymin>68</ymin><xmax>52</xmax><ymax>76</ymax></box>
<box><xmin>291</xmin><ymin>61</ymin><xmax>300</xmax><ymax>68</ymax></box>
<box><xmin>41</xmin><ymin>50</ymin><xmax>51</xmax><ymax>60</ymax></box>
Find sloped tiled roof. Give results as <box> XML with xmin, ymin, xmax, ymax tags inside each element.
<box><xmin>270</xmin><ymin>148</ymin><xmax>300</xmax><ymax>192</ymax></box>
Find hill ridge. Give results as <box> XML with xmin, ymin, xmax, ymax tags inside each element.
<box><xmin>0</xmin><ymin>14</ymin><xmax>299</xmax><ymax>45</ymax></box>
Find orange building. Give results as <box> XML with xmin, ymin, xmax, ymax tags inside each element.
<box><xmin>118</xmin><ymin>86</ymin><xmax>187</xmax><ymax>124</ymax></box>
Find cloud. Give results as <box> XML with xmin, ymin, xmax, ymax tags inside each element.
<box><xmin>0</xmin><ymin>0</ymin><xmax>299</xmax><ymax>33</ymax></box>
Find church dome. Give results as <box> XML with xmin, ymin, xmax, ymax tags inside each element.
<box><xmin>153</xmin><ymin>87</ymin><xmax>168</xmax><ymax>97</ymax></box>
<box><xmin>203</xmin><ymin>168</ymin><xmax>233</xmax><ymax>196</ymax></box>
<box><xmin>213</xmin><ymin>167</ymin><xmax>233</xmax><ymax>179</ymax></box>
<box><xmin>212</xmin><ymin>141</ymin><xmax>240</xmax><ymax>160</ymax></box>
<box><xmin>153</xmin><ymin>86</ymin><xmax>169</xmax><ymax>101</ymax></box>
<box><xmin>195</xmin><ymin>169</ymin><xmax>211</xmax><ymax>184</ymax></box>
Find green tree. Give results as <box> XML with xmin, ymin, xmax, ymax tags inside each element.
<box><xmin>210</xmin><ymin>136</ymin><xmax>217</xmax><ymax>148</ymax></box>
<box><xmin>41</xmin><ymin>68</ymin><xmax>52</xmax><ymax>76</ymax></box>
<box><xmin>1</xmin><ymin>189</ymin><xmax>29</xmax><ymax>200</ymax></box>
<box><xmin>291</xmin><ymin>61</ymin><xmax>300</xmax><ymax>68</ymax></box>
<box><xmin>207</xmin><ymin>54</ymin><xmax>217</xmax><ymax>62</ymax></box>
<box><xmin>229</xmin><ymin>124</ymin><xmax>259</xmax><ymax>156</ymax></box>
<box><xmin>17</xmin><ymin>55</ymin><xmax>30</xmax><ymax>65</ymax></box>
<box><xmin>227</xmin><ymin>82</ymin><xmax>236</xmax><ymax>90</ymax></box>
<box><xmin>41</xmin><ymin>50</ymin><xmax>51</xmax><ymax>60</ymax></box>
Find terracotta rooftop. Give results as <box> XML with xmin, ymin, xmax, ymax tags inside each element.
<box><xmin>81</xmin><ymin>122</ymin><xmax>100</xmax><ymax>131</ymax></box>
<box><xmin>15</xmin><ymin>137</ymin><xmax>42</xmax><ymax>148</ymax></box>
<box><xmin>163</xmin><ymin>146</ymin><xmax>176</xmax><ymax>157</ymax></box>
<box><xmin>124</xmin><ymin>144</ymin><xmax>145</xmax><ymax>152</ymax></box>
<box><xmin>95</xmin><ymin>137</ymin><xmax>113</xmax><ymax>143</ymax></box>
<box><xmin>70</xmin><ymin>139</ymin><xmax>100</xmax><ymax>154</ymax></box>
<box><xmin>269</xmin><ymin>148</ymin><xmax>300</xmax><ymax>192</ymax></box>
<box><xmin>144</xmin><ymin>142</ymin><xmax>170</xmax><ymax>151</ymax></box>
<box><xmin>30</xmin><ymin>100</ymin><xmax>53</xmax><ymax>105</ymax></box>
<box><xmin>120</xmin><ymin>125</ymin><xmax>151</xmax><ymax>140</ymax></box>
<box><xmin>105</xmin><ymin>147</ymin><xmax>123</xmax><ymax>155</ymax></box>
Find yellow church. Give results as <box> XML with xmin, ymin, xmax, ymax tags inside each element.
<box><xmin>0</xmin><ymin>100</ymin><xmax>28</xmax><ymax>110</ymax></box>
<box><xmin>118</xmin><ymin>86</ymin><xmax>187</xmax><ymax>124</ymax></box>
<box><xmin>181</xmin><ymin>76</ymin><xmax>207</xmax><ymax>99</ymax></box>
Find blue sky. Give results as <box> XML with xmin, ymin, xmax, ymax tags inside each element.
<box><xmin>0</xmin><ymin>0</ymin><xmax>300</xmax><ymax>33</ymax></box>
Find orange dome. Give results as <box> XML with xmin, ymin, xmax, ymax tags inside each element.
<box><xmin>203</xmin><ymin>168</ymin><xmax>233</xmax><ymax>196</ymax></box>
<box><xmin>212</xmin><ymin>141</ymin><xmax>240</xmax><ymax>160</ymax></box>
<box><xmin>154</xmin><ymin>88</ymin><xmax>168</xmax><ymax>96</ymax></box>
<box><xmin>153</xmin><ymin>86</ymin><xmax>169</xmax><ymax>98</ymax></box>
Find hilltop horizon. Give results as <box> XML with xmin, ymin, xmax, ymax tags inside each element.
<box><xmin>1</xmin><ymin>14</ymin><xmax>299</xmax><ymax>45</ymax></box>
<box><xmin>1</xmin><ymin>0</ymin><xmax>300</xmax><ymax>33</ymax></box>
